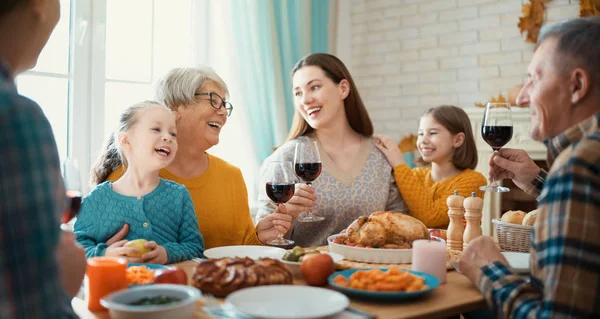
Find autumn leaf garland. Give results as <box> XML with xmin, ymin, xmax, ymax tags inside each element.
<box><xmin>581</xmin><ymin>0</ymin><xmax>600</xmax><ymax>16</ymax></box>
<box><xmin>518</xmin><ymin>0</ymin><xmax>550</xmax><ymax>44</ymax></box>
<box><xmin>518</xmin><ymin>0</ymin><xmax>600</xmax><ymax>44</ymax></box>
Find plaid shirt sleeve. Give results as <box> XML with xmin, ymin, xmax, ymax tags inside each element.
<box><xmin>478</xmin><ymin>154</ymin><xmax>600</xmax><ymax>319</ymax></box>
<box><xmin>0</xmin><ymin>97</ymin><xmax>76</xmax><ymax>318</ymax></box>
<box><xmin>523</xmin><ymin>169</ymin><xmax>547</xmax><ymax>201</ymax></box>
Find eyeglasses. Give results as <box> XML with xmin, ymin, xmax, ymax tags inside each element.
<box><xmin>194</xmin><ymin>92</ymin><xmax>233</xmax><ymax>117</ymax></box>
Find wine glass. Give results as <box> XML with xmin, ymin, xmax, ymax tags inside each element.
<box><xmin>61</xmin><ymin>157</ymin><xmax>82</xmax><ymax>231</ymax></box>
<box><xmin>294</xmin><ymin>140</ymin><xmax>324</xmax><ymax>222</ymax></box>
<box><xmin>480</xmin><ymin>102</ymin><xmax>513</xmax><ymax>192</ymax></box>
<box><xmin>264</xmin><ymin>161</ymin><xmax>296</xmax><ymax>246</ymax></box>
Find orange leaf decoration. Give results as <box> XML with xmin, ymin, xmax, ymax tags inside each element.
<box><xmin>580</xmin><ymin>0</ymin><xmax>600</xmax><ymax>16</ymax></box>
<box><xmin>518</xmin><ymin>0</ymin><xmax>550</xmax><ymax>43</ymax></box>
<box><xmin>474</xmin><ymin>94</ymin><xmax>508</xmax><ymax>108</ymax></box>
<box><xmin>398</xmin><ymin>134</ymin><xmax>418</xmax><ymax>153</ymax></box>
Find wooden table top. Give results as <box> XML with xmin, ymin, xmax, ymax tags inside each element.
<box><xmin>72</xmin><ymin>260</ymin><xmax>486</xmax><ymax>319</ymax></box>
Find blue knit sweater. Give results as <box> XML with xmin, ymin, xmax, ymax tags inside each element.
<box><xmin>74</xmin><ymin>179</ymin><xmax>204</xmax><ymax>263</ymax></box>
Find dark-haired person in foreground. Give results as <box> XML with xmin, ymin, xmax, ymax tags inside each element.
<box><xmin>0</xmin><ymin>0</ymin><xmax>86</xmax><ymax>317</ymax></box>
<box><xmin>460</xmin><ymin>17</ymin><xmax>600</xmax><ymax>318</ymax></box>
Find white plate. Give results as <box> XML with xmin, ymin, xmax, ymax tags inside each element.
<box><xmin>327</xmin><ymin>234</ymin><xmax>412</xmax><ymax>264</ymax></box>
<box><xmin>203</xmin><ymin>245</ymin><xmax>286</xmax><ymax>260</ymax></box>
<box><xmin>226</xmin><ymin>285</ymin><xmax>349</xmax><ymax>319</ymax></box>
<box><xmin>502</xmin><ymin>252</ymin><xmax>530</xmax><ymax>273</ymax></box>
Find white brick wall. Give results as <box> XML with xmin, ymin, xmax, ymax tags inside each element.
<box><xmin>346</xmin><ymin>0</ymin><xmax>579</xmax><ymax>138</ymax></box>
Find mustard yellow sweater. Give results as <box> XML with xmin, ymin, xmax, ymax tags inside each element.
<box><xmin>392</xmin><ymin>164</ymin><xmax>487</xmax><ymax>229</ymax></box>
<box><xmin>108</xmin><ymin>153</ymin><xmax>262</xmax><ymax>249</ymax></box>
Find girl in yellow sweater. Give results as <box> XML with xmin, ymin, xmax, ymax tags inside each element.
<box><xmin>375</xmin><ymin>105</ymin><xmax>486</xmax><ymax>228</ymax></box>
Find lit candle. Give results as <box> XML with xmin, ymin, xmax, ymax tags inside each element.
<box><xmin>412</xmin><ymin>239</ymin><xmax>447</xmax><ymax>284</ymax></box>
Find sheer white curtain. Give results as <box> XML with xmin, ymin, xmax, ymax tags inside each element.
<box><xmin>191</xmin><ymin>1</ymin><xmax>287</xmax><ymax>214</ymax></box>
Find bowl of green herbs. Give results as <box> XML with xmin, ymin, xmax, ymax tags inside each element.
<box><xmin>101</xmin><ymin>284</ymin><xmax>201</xmax><ymax>319</ymax></box>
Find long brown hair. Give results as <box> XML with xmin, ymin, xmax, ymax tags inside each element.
<box><xmin>423</xmin><ymin>105</ymin><xmax>478</xmax><ymax>170</ymax></box>
<box><xmin>90</xmin><ymin>101</ymin><xmax>166</xmax><ymax>185</ymax></box>
<box><xmin>285</xmin><ymin>53</ymin><xmax>373</xmax><ymax>142</ymax></box>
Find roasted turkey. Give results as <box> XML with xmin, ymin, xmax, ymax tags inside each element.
<box><xmin>345</xmin><ymin>211</ymin><xmax>429</xmax><ymax>248</ymax></box>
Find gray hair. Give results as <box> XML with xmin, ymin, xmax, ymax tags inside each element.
<box><xmin>538</xmin><ymin>17</ymin><xmax>600</xmax><ymax>90</ymax></box>
<box><xmin>91</xmin><ymin>100</ymin><xmax>168</xmax><ymax>185</ymax></box>
<box><xmin>155</xmin><ymin>66</ymin><xmax>229</xmax><ymax>110</ymax></box>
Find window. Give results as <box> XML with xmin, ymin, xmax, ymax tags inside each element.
<box><xmin>16</xmin><ymin>0</ymin><xmax>71</xmax><ymax>162</ymax></box>
<box><xmin>103</xmin><ymin>0</ymin><xmax>194</xmax><ymax>137</ymax></box>
<box><xmin>13</xmin><ymin>0</ymin><xmax>261</xmax><ymax>202</ymax></box>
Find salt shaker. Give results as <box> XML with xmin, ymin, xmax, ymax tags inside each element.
<box><xmin>446</xmin><ymin>190</ymin><xmax>465</xmax><ymax>251</ymax></box>
<box><xmin>463</xmin><ymin>192</ymin><xmax>483</xmax><ymax>250</ymax></box>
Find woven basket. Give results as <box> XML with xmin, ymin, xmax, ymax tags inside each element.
<box><xmin>492</xmin><ymin>219</ymin><xmax>532</xmax><ymax>253</ymax></box>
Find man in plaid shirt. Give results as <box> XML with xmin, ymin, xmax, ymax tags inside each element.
<box><xmin>0</xmin><ymin>0</ymin><xmax>86</xmax><ymax>318</ymax></box>
<box><xmin>460</xmin><ymin>17</ymin><xmax>600</xmax><ymax>318</ymax></box>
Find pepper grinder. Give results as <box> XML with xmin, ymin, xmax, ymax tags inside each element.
<box><xmin>446</xmin><ymin>190</ymin><xmax>465</xmax><ymax>251</ymax></box>
<box><xmin>463</xmin><ymin>192</ymin><xmax>483</xmax><ymax>250</ymax></box>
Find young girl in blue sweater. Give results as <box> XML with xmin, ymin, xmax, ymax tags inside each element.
<box><xmin>74</xmin><ymin>101</ymin><xmax>204</xmax><ymax>264</ymax></box>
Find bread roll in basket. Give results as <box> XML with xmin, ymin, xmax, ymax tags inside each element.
<box><xmin>192</xmin><ymin>257</ymin><xmax>292</xmax><ymax>297</ymax></box>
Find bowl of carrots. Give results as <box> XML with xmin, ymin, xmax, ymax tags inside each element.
<box><xmin>126</xmin><ymin>263</ymin><xmax>189</xmax><ymax>287</ymax></box>
<box><xmin>328</xmin><ymin>268</ymin><xmax>439</xmax><ymax>301</ymax></box>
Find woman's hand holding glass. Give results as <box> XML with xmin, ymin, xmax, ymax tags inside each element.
<box><xmin>256</xmin><ymin>204</ymin><xmax>293</xmax><ymax>244</ymax></box>
<box><xmin>279</xmin><ymin>184</ymin><xmax>317</xmax><ymax>219</ymax></box>
<box><xmin>263</xmin><ymin>161</ymin><xmax>296</xmax><ymax>246</ymax></box>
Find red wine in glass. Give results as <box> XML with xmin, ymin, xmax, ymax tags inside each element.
<box><xmin>480</xmin><ymin>102</ymin><xmax>513</xmax><ymax>192</ymax></box>
<box><xmin>294</xmin><ymin>140</ymin><xmax>324</xmax><ymax>222</ymax></box>
<box><xmin>294</xmin><ymin>162</ymin><xmax>322</xmax><ymax>182</ymax></box>
<box><xmin>61</xmin><ymin>157</ymin><xmax>82</xmax><ymax>231</ymax></box>
<box><xmin>61</xmin><ymin>190</ymin><xmax>82</xmax><ymax>224</ymax></box>
<box><xmin>265</xmin><ymin>161</ymin><xmax>295</xmax><ymax>246</ymax></box>
<box><xmin>266</xmin><ymin>182</ymin><xmax>295</xmax><ymax>203</ymax></box>
<box><xmin>482</xmin><ymin>126</ymin><xmax>513</xmax><ymax>151</ymax></box>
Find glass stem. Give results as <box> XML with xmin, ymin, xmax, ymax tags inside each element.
<box><xmin>306</xmin><ymin>183</ymin><xmax>313</xmax><ymax>217</ymax></box>
<box><xmin>491</xmin><ymin>150</ymin><xmax>499</xmax><ymax>186</ymax></box>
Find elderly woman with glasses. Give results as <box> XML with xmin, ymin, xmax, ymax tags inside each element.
<box><xmin>102</xmin><ymin>67</ymin><xmax>292</xmax><ymax>250</ymax></box>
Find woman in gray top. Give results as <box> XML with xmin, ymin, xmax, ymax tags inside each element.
<box><xmin>256</xmin><ymin>53</ymin><xmax>407</xmax><ymax>247</ymax></box>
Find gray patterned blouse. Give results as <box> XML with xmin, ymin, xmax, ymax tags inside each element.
<box><xmin>256</xmin><ymin>135</ymin><xmax>408</xmax><ymax>247</ymax></box>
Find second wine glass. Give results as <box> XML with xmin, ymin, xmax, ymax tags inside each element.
<box><xmin>265</xmin><ymin>161</ymin><xmax>296</xmax><ymax>246</ymax></box>
<box><xmin>480</xmin><ymin>102</ymin><xmax>513</xmax><ymax>192</ymax></box>
<box><xmin>61</xmin><ymin>157</ymin><xmax>82</xmax><ymax>231</ymax></box>
<box><xmin>294</xmin><ymin>140</ymin><xmax>324</xmax><ymax>222</ymax></box>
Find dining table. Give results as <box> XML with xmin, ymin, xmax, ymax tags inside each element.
<box><xmin>72</xmin><ymin>259</ymin><xmax>487</xmax><ymax>319</ymax></box>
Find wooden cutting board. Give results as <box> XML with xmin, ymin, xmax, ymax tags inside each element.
<box><xmin>315</xmin><ymin>246</ymin><xmax>462</xmax><ymax>271</ymax></box>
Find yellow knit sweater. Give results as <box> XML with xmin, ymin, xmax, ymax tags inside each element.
<box><xmin>392</xmin><ymin>164</ymin><xmax>487</xmax><ymax>229</ymax></box>
<box><xmin>107</xmin><ymin>153</ymin><xmax>262</xmax><ymax>249</ymax></box>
